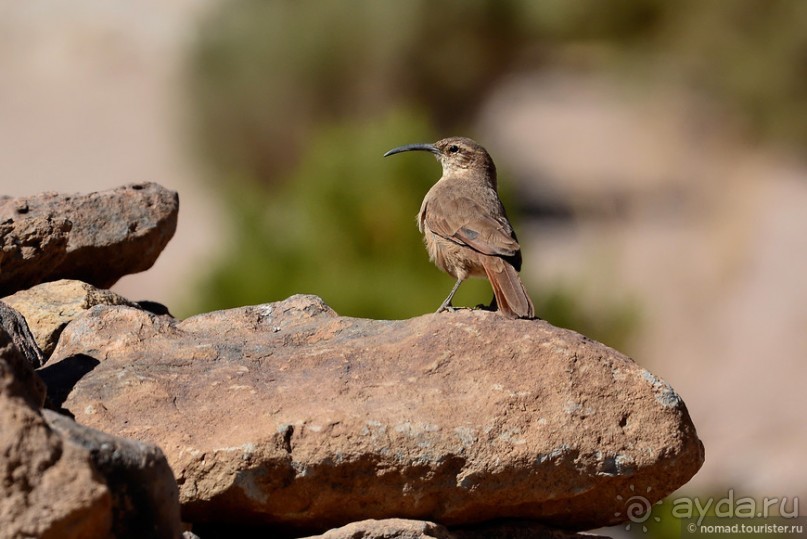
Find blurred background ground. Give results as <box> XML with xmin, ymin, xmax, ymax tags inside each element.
<box><xmin>1</xmin><ymin>1</ymin><xmax>805</xmax><ymax>537</ymax></box>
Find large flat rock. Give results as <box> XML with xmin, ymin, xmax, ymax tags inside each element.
<box><xmin>47</xmin><ymin>295</ymin><xmax>704</xmax><ymax>535</ymax></box>
<box><xmin>0</xmin><ymin>182</ymin><xmax>178</xmax><ymax>295</ymax></box>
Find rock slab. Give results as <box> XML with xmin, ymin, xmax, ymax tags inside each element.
<box><xmin>0</xmin><ymin>182</ymin><xmax>178</xmax><ymax>295</ymax></box>
<box><xmin>49</xmin><ymin>295</ymin><xmax>704</xmax><ymax>534</ymax></box>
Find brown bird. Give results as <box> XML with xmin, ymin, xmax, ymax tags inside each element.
<box><xmin>384</xmin><ymin>136</ymin><xmax>535</xmax><ymax>319</ymax></box>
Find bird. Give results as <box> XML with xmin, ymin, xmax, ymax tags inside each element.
<box><xmin>384</xmin><ymin>136</ymin><xmax>535</xmax><ymax>319</ymax></box>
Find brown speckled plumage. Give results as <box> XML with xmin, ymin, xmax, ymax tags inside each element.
<box><xmin>385</xmin><ymin>137</ymin><xmax>534</xmax><ymax>319</ymax></box>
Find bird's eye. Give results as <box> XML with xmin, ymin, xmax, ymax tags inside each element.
<box><xmin>448</xmin><ymin>145</ymin><xmax>460</xmax><ymax>153</ymax></box>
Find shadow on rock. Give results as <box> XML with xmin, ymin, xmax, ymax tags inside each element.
<box><xmin>38</xmin><ymin>353</ymin><xmax>100</xmax><ymax>413</ymax></box>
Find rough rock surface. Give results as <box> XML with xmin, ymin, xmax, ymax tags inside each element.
<box><xmin>48</xmin><ymin>295</ymin><xmax>704</xmax><ymax>534</ymax></box>
<box><xmin>0</xmin><ymin>213</ymin><xmax>71</xmax><ymax>294</ymax></box>
<box><xmin>0</xmin><ymin>326</ymin><xmax>112</xmax><ymax>539</ymax></box>
<box><xmin>0</xmin><ymin>322</ymin><xmax>46</xmax><ymax>409</ymax></box>
<box><xmin>1</xmin><ymin>326</ymin><xmax>183</xmax><ymax>539</ymax></box>
<box><xmin>0</xmin><ymin>182</ymin><xmax>178</xmax><ymax>295</ymax></box>
<box><xmin>3</xmin><ymin>279</ymin><xmax>137</xmax><ymax>357</ymax></box>
<box><xmin>301</xmin><ymin>518</ymin><xmax>609</xmax><ymax>539</ymax></box>
<box><xmin>44</xmin><ymin>409</ymin><xmax>183</xmax><ymax>539</ymax></box>
<box><xmin>0</xmin><ymin>300</ymin><xmax>45</xmax><ymax>369</ymax></box>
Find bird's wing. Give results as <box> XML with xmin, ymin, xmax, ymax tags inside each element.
<box><xmin>423</xmin><ymin>194</ymin><xmax>520</xmax><ymax>257</ymax></box>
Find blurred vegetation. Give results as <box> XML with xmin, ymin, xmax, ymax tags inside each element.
<box><xmin>188</xmin><ymin>1</ymin><xmax>532</xmax><ymax>182</ymax></box>
<box><xmin>185</xmin><ymin>0</ymin><xmax>807</xmax><ymax>352</ymax></box>
<box><xmin>190</xmin><ymin>0</ymin><xmax>807</xmax><ymax>182</ymax></box>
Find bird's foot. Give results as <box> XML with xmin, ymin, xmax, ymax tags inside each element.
<box><xmin>436</xmin><ymin>301</ymin><xmax>459</xmax><ymax>314</ymax></box>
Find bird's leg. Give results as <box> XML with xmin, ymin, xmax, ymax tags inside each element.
<box><xmin>437</xmin><ymin>278</ymin><xmax>463</xmax><ymax>313</ymax></box>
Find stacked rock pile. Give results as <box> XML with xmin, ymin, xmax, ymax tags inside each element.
<box><xmin>0</xmin><ymin>184</ymin><xmax>703</xmax><ymax>539</ymax></box>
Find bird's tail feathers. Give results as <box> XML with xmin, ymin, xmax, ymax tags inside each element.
<box><xmin>483</xmin><ymin>257</ymin><xmax>535</xmax><ymax>319</ymax></box>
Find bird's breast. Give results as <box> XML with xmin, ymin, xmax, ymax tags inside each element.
<box><xmin>422</xmin><ymin>224</ymin><xmax>486</xmax><ymax>281</ymax></box>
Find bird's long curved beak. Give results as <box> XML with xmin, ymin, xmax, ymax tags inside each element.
<box><xmin>383</xmin><ymin>143</ymin><xmax>440</xmax><ymax>157</ymax></box>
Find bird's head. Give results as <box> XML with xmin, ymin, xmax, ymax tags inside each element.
<box><xmin>384</xmin><ymin>136</ymin><xmax>496</xmax><ymax>178</ymax></box>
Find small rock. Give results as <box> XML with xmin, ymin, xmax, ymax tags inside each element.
<box><xmin>44</xmin><ymin>409</ymin><xmax>183</xmax><ymax>539</ymax></box>
<box><xmin>300</xmin><ymin>518</ymin><xmax>450</xmax><ymax>539</ymax></box>
<box><xmin>0</xmin><ymin>326</ymin><xmax>112</xmax><ymax>539</ymax></box>
<box><xmin>48</xmin><ymin>295</ymin><xmax>704</xmax><ymax>534</ymax></box>
<box><xmin>300</xmin><ymin>518</ymin><xmax>608</xmax><ymax>539</ymax></box>
<box><xmin>0</xmin><ymin>326</ymin><xmax>183</xmax><ymax>539</ymax></box>
<box><xmin>3</xmin><ymin>279</ymin><xmax>137</xmax><ymax>357</ymax></box>
<box><xmin>0</xmin><ymin>308</ymin><xmax>45</xmax><ymax>409</ymax></box>
<box><xmin>0</xmin><ymin>182</ymin><xmax>178</xmax><ymax>295</ymax></box>
<box><xmin>0</xmin><ymin>300</ymin><xmax>45</xmax><ymax>370</ymax></box>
